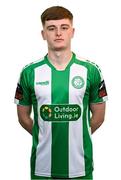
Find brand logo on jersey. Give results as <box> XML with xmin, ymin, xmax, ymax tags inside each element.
<box><xmin>72</xmin><ymin>76</ymin><xmax>85</xmax><ymax>89</ymax></box>
<box><xmin>41</xmin><ymin>106</ymin><xmax>52</xmax><ymax>120</ymax></box>
<box><xmin>36</xmin><ymin>81</ymin><xmax>49</xmax><ymax>85</ymax></box>
<box><xmin>40</xmin><ymin>104</ymin><xmax>81</xmax><ymax>122</ymax></box>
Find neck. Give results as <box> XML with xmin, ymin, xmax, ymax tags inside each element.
<box><xmin>47</xmin><ymin>50</ymin><xmax>73</xmax><ymax>70</ymax></box>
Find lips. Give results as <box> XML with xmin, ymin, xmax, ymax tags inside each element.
<box><xmin>54</xmin><ymin>39</ymin><xmax>64</xmax><ymax>41</ymax></box>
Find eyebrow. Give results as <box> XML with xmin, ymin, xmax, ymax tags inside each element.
<box><xmin>46</xmin><ymin>24</ymin><xmax>70</xmax><ymax>29</ymax></box>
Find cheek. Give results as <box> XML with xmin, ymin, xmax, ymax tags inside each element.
<box><xmin>65</xmin><ymin>33</ymin><xmax>74</xmax><ymax>40</ymax></box>
<box><xmin>46</xmin><ymin>36</ymin><xmax>55</xmax><ymax>45</ymax></box>
<box><xmin>68</xmin><ymin>29</ymin><xmax>75</xmax><ymax>38</ymax></box>
<box><xmin>46</xmin><ymin>33</ymin><xmax>54</xmax><ymax>41</ymax></box>
<box><xmin>65</xmin><ymin>30</ymin><xmax>74</xmax><ymax>39</ymax></box>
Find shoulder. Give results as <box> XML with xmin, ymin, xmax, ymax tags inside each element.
<box><xmin>21</xmin><ymin>56</ymin><xmax>46</xmax><ymax>74</ymax></box>
<box><xmin>75</xmin><ymin>54</ymin><xmax>101</xmax><ymax>73</ymax></box>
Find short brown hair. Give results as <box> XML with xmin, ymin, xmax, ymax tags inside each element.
<box><xmin>41</xmin><ymin>6</ymin><xmax>73</xmax><ymax>26</ymax></box>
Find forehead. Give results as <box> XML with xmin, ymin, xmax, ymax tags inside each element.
<box><xmin>44</xmin><ymin>19</ymin><xmax>72</xmax><ymax>27</ymax></box>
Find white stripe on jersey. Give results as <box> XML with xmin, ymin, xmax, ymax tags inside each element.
<box><xmin>68</xmin><ymin>63</ymin><xmax>87</xmax><ymax>177</ymax></box>
<box><xmin>34</xmin><ymin>64</ymin><xmax>52</xmax><ymax>176</ymax></box>
<box><xmin>86</xmin><ymin>106</ymin><xmax>92</xmax><ymax>141</ymax></box>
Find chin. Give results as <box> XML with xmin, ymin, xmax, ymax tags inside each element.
<box><xmin>53</xmin><ymin>46</ymin><xmax>66</xmax><ymax>51</ymax></box>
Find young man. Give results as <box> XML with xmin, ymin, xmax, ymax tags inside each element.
<box><xmin>14</xmin><ymin>6</ymin><xmax>108</xmax><ymax>180</ymax></box>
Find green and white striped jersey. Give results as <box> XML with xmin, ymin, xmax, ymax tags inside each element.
<box><xmin>14</xmin><ymin>53</ymin><xmax>108</xmax><ymax>178</ymax></box>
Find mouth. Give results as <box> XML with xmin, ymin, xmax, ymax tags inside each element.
<box><xmin>54</xmin><ymin>39</ymin><xmax>64</xmax><ymax>42</ymax></box>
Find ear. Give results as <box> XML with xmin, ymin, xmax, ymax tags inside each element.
<box><xmin>41</xmin><ymin>30</ymin><xmax>46</xmax><ymax>40</ymax></box>
<box><xmin>72</xmin><ymin>28</ymin><xmax>75</xmax><ymax>38</ymax></box>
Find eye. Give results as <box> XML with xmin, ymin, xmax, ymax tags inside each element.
<box><xmin>47</xmin><ymin>26</ymin><xmax>55</xmax><ymax>31</ymax></box>
<box><xmin>48</xmin><ymin>27</ymin><xmax>55</xmax><ymax>31</ymax></box>
<box><xmin>61</xmin><ymin>26</ymin><xmax>69</xmax><ymax>30</ymax></box>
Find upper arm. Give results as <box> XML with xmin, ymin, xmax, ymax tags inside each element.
<box><xmin>88</xmin><ymin>63</ymin><xmax>108</xmax><ymax>124</ymax></box>
<box><xmin>90</xmin><ymin>102</ymin><xmax>106</xmax><ymax>122</ymax></box>
<box><xmin>17</xmin><ymin>105</ymin><xmax>32</xmax><ymax>120</ymax></box>
<box><xmin>17</xmin><ymin>105</ymin><xmax>33</xmax><ymax>134</ymax></box>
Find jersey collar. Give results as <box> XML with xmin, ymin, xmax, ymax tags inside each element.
<box><xmin>45</xmin><ymin>52</ymin><xmax>76</xmax><ymax>71</ymax></box>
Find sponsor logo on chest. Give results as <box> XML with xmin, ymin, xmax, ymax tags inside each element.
<box><xmin>40</xmin><ymin>104</ymin><xmax>81</xmax><ymax>122</ymax></box>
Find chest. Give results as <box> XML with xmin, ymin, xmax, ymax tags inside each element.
<box><xmin>34</xmin><ymin>63</ymin><xmax>89</xmax><ymax>104</ymax></box>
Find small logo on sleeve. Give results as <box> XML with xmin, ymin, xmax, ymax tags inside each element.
<box><xmin>98</xmin><ymin>80</ymin><xmax>107</xmax><ymax>98</ymax></box>
<box><xmin>15</xmin><ymin>83</ymin><xmax>23</xmax><ymax>100</ymax></box>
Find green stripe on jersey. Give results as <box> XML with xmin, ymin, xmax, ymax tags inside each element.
<box><xmin>51</xmin><ymin>69</ymin><xmax>70</xmax><ymax>177</ymax></box>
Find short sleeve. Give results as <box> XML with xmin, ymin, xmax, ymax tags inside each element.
<box><xmin>14</xmin><ymin>68</ymin><xmax>32</xmax><ymax>106</ymax></box>
<box><xmin>89</xmin><ymin>65</ymin><xmax>108</xmax><ymax>104</ymax></box>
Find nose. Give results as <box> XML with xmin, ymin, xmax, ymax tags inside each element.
<box><xmin>56</xmin><ymin>28</ymin><xmax>62</xmax><ymax>36</ymax></box>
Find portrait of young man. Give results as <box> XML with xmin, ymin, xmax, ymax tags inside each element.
<box><xmin>14</xmin><ymin>6</ymin><xmax>108</xmax><ymax>180</ymax></box>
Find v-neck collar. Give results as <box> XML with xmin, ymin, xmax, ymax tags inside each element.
<box><xmin>45</xmin><ymin>52</ymin><xmax>75</xmax><ymax>72</ymax></box>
